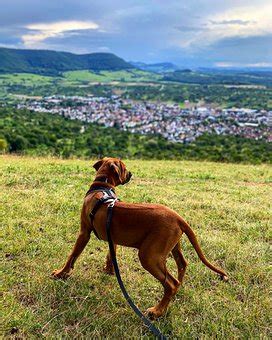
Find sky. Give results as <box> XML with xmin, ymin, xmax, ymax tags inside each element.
<box><xmin>0</xmin><ymin>0</ymin><xmax>271</xmax><ymax>68</ymax></box>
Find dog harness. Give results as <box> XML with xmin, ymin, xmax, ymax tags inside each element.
<box><xmin>85</xmin><ymin>185</ymin><xmax>166</xmax><ymax>340</ymax></box>
<box><xmin>86</xmin><ymin>186</ymin><xmax>118</xmax><ymax>239</ymax></box>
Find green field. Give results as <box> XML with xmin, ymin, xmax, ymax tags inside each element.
<box><xmin>1</xmin><ymin>69</ymin><xmax>272</xmax><ymax>109</ymax></box>
<box><xmin>2</xmin><ymin>156</ymin><xmax>271</xmax><ymax>338</ymax></box>
<box><xmin>0</xmin><ymin>69</ymin><xmax>160</xmax><ymax>88</ymax></box>
<box><xmin>63</xmin><ymin>69</ymin><xmax>161</xmax><ymax>84</ymax></box>
<box><xmin>0</xmin><ymin>73</ymin><xmax>56</xmax><ymax>101</ymax></box>
<box><xmin>0</xmin><ymin>73</ymin><xmax>54</xmax><ymax>86</ymax></box>
<box><xmin>0</xmin><ymin>69</ymin><xmax>161</xmax><ymax>102</ymax></box>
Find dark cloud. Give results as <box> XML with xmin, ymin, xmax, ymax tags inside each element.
<box><xmin>0</xmin><ymin>0</ymin><xmax>271</xmax><ymax>67</ymax></box>
<box><xmin>205</xmin><ymin>34</ymin><xmax>272</xmax><ymax>64</ymax></box>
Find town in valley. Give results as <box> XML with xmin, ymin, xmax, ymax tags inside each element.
<box><xmin>17</xmin><ymin>95</ymin><xmax>272</xmax><ymax>143</ymax></box>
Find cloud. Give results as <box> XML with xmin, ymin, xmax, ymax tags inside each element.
<box><xmin>210</xmin><ymin>19</ymin><xmax>254</xmax><ymax>26</ymax></box>
<box><xmin>22</xmin><ymin>20</ymin><xmax>99</xmax><ymax>47</ymax></box>
<box><xmin>215</xmin><ymin>61</ymin><xmax>272</xmax><ymax>68</ymax></box>
<box><xmin>172</xmin><ymin>1</ymin><xmax>272</xmax><ymax>50</ymax></box>
<box><xmin>0</xmin><ymin>0</ymin><xmax>271</xmax><ymax>66</ymax></box>
<box><xmin>207</xmin><ymin>4</ymin><xmax>272</xmax><ymax>40</ymax></box>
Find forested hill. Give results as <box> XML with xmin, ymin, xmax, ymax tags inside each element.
<box><xmin>163</xmin><ymin>69</ymin><xmax>272</xmax><ymax>87</ymax></box>
<box><xmin>0</xmin><ymin>47</ymin><xmax>133</xmax><ymax>75</ymax></box>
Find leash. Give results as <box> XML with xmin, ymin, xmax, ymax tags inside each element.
<box><xmin>105</xmin><ymin>200</ymin><xmax>167</xmax><ymax>340</ymax></box>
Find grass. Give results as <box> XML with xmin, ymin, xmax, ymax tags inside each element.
<box><xmin>62</xmin><ymin>69</ymin><xmax>161</xmax><ymax>84</ymax></box>
<box><xmin>0</xmin><ymin>70</ymin><xmax>160</xmax><ymax>87</ymax></box>
<box><xmin>0</xmin><ymin>70</ymin><xmax>161</xmax><ymax>101</ymax></box>
<box><xmin>0</xmin><ymin>73</ymin><xmax>54</xmax><ymax>86</ymax></box>
<box><xmin>1</xmin><ymin>155</ymin><xmax>271</xmax><ymax>338</ymax></box>
<box><xmin>0</xmin><ymin>73</ymin><xmax>56</xmax><ymax>102</ymax></box>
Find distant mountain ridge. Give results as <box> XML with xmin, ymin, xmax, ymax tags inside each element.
<box><xmin>0</xmin><ymin>47</ymin><xmax>133</xmax><ymax>75</ymax></box>
<box><xmin>130</xmin><ymin>61</ymin><xmax>180</xmax><ymax>73</ymax></box>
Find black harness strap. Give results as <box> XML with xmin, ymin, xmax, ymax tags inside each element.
<box><xmin>89</xmin><ymin>197</ymin><xmax>108</xmax><ymax>239</ymax></box>
<box><xmin>86</xmin><ymin>186</ymin><xmax>166</xmax><ymax>339</ymax></box>
<box><xmin>86</xmin><ymin>186</ymin><xmax>116</xmax><ymax>199</ymax></box>
<box><xmin>106</xmin><ymin>202</ymin><xmax>167</xmax><ymax>340</ymax></box>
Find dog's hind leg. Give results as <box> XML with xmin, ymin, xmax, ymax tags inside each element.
<box><xmin>172</xmin><ymin>241</ymin><xmax>188</xmax><ymax>283</ymax></box>
<box><xmin>51</xmin><ymin>217</ymin><xmax>91</xmax><ymax>279</ymax></box>
<box><xmin>138</xmin><ymin>238</ymin><xmax>181</xmax><ymax>318</ymax></box>
<box><xmin>103</xmin><ymin>244</ymin><xmax>117</xmax><ymax>275</ymax></box>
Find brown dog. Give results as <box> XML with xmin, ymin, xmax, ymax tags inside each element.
<box><xmin>52</xmin><ymin>157</ymin><xmax>228</xmax><ymax>318</ymax></box>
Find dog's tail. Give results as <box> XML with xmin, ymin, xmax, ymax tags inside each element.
<box><xmin>179</xmin><ymin>217</ymin><xmax>228</xmax><ymax>280</ymax></box>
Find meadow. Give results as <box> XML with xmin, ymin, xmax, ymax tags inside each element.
<box><xmin>0</xmin><ymin>70</ymin><xmax>161</xmax><ymax>102</ymax></box>
<box><xmin>63</xmin><ymin>69</ymin><xmax>161</xmax><ymax>84</ymax></box>
<box><xmin>0</xmin><ymin>69</ymin><xmax>160</xmax><ymax>89</ymax></box>
<box><xmin>1</xmin><ymin>156</ymin><xmax>271</xmax><ymax>338</ymax></box>
<box><xmin>1</xmin><ymin>70</ymin><xmax>272</xmax><ymax>109</ymax></box>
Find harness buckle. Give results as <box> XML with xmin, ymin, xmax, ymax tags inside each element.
<box><xmin>108</xmin><ymin>198</ymin><xmax>118</xmax><ymax>208</ymax></box>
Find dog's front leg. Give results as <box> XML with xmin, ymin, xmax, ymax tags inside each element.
<box><xmin>51</xmin><ymin>219</ymin><xmax>91</xmax><ymax>279</ymax></box>
<box><xmin>103</xmin><ymin>244</ymin><xmax>117</xmax><ymax>275</ymax></box>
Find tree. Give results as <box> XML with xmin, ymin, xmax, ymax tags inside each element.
<box><xmin>10</xmin><ymin>135</ymin><xmax>28</xmax><ymax>152</ymax></box>
<box><xmin>0</xmin><ymin>138</ymin><xmax>8</xmax><ymax>153</ymax></box>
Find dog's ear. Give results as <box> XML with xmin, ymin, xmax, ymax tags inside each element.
<box><xmin>93</xmin><ymin>159</ymin><xmax>103</xmax><ymax>171</ymax></box>
<box><xmin>110</xmin><ymin>162</ymin><xmax>122</xmax><ymax>183</ymax></box>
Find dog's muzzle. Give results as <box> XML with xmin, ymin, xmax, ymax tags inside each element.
<box><xmin>123</xmin><ymin>171</ymin><xmax>132</xmax><ymax>184</ymax></box>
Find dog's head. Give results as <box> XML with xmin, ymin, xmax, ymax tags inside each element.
<box><xmin>93</xmin><ymin>157</ymin><xmax>132</xmax><ymax>186</ymax></box>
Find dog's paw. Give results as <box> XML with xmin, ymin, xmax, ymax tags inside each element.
<box><xmin>146</xmin><ymin>306</ymin><xmax>163</xmax><ymax>319</ymax></box>
<box><xmin>51</xmin><ymin>268</ymin><xmax>71</xmax><ymax>280</ymax></box>
<box><xmin>220</xmin><ymin>275</ymin><xmax>229</xmax><ymax>282</ymax></box>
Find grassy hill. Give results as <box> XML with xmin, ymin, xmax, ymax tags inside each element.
<box><xmin>0</xmin><ymin>47</ymin><xmax>132</xmax><ymax>75</ymax></box>
<box><xmin>63</xmin><ymin>69</ymin><xmax>161</xmax><ymax>83</ymax></box>
<box><xmin>1</xmin><ymin>155</ymin><xmax>271</xmax><ymax>338</ymax></box>
<box><xmin>0</xmin><ymin>69</ymin><xmax>159</xmax><ymax>95</ymax></box>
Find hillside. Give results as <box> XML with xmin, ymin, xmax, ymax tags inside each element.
<box><xmin>1</xmin><ymin>156</ymin><xmax>271</xmax><ymax>338</ymax></box>
<box><xmin>163</xmin><ymin>69</ymin><xmax>272</xmax><ymax>87</ymax></box>
<box><xmin>1</xmin><ymin>107</ymin><xmax>271</xmax><ymax>163</ymax></box>
<box><xmin>0</xmin><ymin>47</ymin><xmax>132</xmax><ymax>75</ymax></box>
